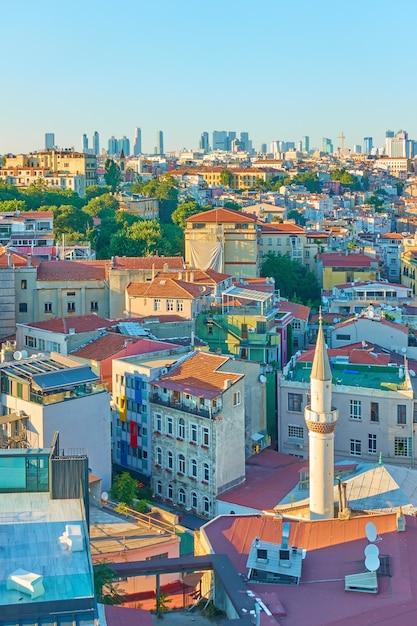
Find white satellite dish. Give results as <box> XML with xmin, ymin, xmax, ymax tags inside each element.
<box><xmin>13</xmin><ymin>351</ymin><xmax>22</xmax><ymax>361</ymax></box>
<box><xmin>365</xmin><ymin>554</ymin><xmax>380</xmax><ymax>572</ymax></box>
<box><xmin>365</xmin><ymin>543</ymin><xmax>379</xmax><ymax>559</ymax></box>
<box><xmin>21</xmin><ymin>350</ymin><xmax>28</xmax><ymax>359</ymax></box>
<box><xmin>101</xmin><ymin>491</ymin><xmax>108</xmax><ymax>502</ymax></box>
<box><xmin>410</xmin><ymin>370</ymin><xmax>416</xmax><ymax>377</ymax></box>
<box><xmin>365</xmin><ymin>521</ymin><xmax>377</xmax><ymax>542</ymax></box>
<box><xmin>259</xmin><ymin>374</ymin><xmax>267</xmax><ymax>384</ymax></box>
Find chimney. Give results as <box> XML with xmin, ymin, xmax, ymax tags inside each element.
<box><xmin>26</xmin><ymin>255</ymin><xmax>32</xmax><ymax>268</ymax></box>
<box><xmin>223</xmin><ymin>379</ymin><xmax>232</xmax><ymax>390</ymax></box>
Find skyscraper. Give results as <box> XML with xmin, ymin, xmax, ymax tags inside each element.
<box><xmin>200</xmin><ymin>131</ymin><xmax>209</xmax><ymax>152</ymax></box>
<box><xmin>212</xmin><ymin>131</ymin><xmax>228</xmax><ymax>151</ymax></box>
<box><xmin>363</xmin><ymin>137</ymin><xmax>373</xmax><ymax>153</ymax></box>
<box><xmin>240</xmin><ymin>132</ymin><xmax>252</xmax><ymax>153</ymax></box>
<box><xmin>82</xmin><ymin>134</ymin><xmax>89</xmax><ymax>153</ymax></box>
<box><xmin>133</xmin><ymin>127</ymin><xmax>142</xmax><ymax>156</ymax></box>
<box><xmin>301</xmin><ymin>136</ymin><xmax>310</xmax><ymax>153</ymax></box>
<box><xmin>322</xmin><ymin>138</ymin><xmax>333</xmax><ymax>154</ymax></box>
<box><xmin>118</xmin><ymin>136</ymin><xmax>130</xmax><ymax>156</ymax></box>
<box><xmin>45</xmin><ymin>133</ymin><xmax>55</xmax><ymax>150</ymax></box>
<box><xmin>93</xmin><ymin>131</ymin><xmax>100</xmax><ymax>156</ymax></box>
<box><xmin>156</xmin><ymin>131</ymin><xmax>164</xmax><ymax>155</ymax></box>
<box><xmin>107</xmin><ymin>136</ymin><xmax>118</xmax><ymax>155</ymax></box>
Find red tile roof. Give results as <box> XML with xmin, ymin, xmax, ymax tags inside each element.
<box><xmin>298</xmin><ymin>342</ymin><xmax>394</xmax><ymax>366</ymax></box>
<box><xmin>24</xmin><ymin>314</ymin><xmax>115</xmax><ymax>334</ymax></box>
<box><xmin>153</xmin><ymin>351</ymin><xmax>242</xmax><ymax>398</ymax></box>
<box><xmin>0</xmin><ymin>247</ymin><xmax>41</xmax><ymax>268</ymax></box>
<box><xmin>71</xmin><ymin>334</ymin><xmax>177</xmax><ymax>361</ymax></box>
<box><xmin>319</xmin><ymin>253</ymin><xmax>380</xmax><ymax>268</ymax></box>
<box><xmin>186</xmin><ymin>207</ymin><xmax>256</xmax><ymax>224</ymax></box>
<box><xmin>380</xmin><ymin>232</ymin><xmax>405</xmax><ymax>239</ymax></box>
<box><xmin>261</xmin><ymin>222</ymin><xmax>306</xmax><ymax>234</ymax></box>
<box><xmin>126</xmin><ymin>277</ymin><xmax>209</xmax><ymax>299</ymax></box>
<box><xmin>277</xmin><ymin>300</ymin><xmax>310</xmax><ymax>321</ymax></box>
<box><xmin>333</xmin><ymin>316</ymin><xmax>409</xmax><ymax>334</ymax></box>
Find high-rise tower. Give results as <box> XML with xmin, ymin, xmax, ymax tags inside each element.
<box><xmin>93</xmin><ymin>131</ymin><xmax>100</xmax><ymax>155</ymax></box>
<box><xmin>133</xmin><ymin>127</ymin><xmax>142</xmax><ymax>156</ymax></box>
<box><xmin>156</xmin><ymin>131</ymin><xmax>164</xmax><ymax>155</ymax></box>
<box><xmin>45</xmin><ymin>133</ymin><xmax>55</xmax><ymax>150</ymax></box>
<box><xmin>304</xmin><ymin>316</ymin><xmax>339</xmax><ymax>520</ymax></box>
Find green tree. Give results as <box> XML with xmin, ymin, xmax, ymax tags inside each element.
<box><xmin>159</xmin><ymin>223</ymin><xmax>184</xmax><ymax>257</ymax></box>
<box><xmin>261</xmin><ymin>252</ymin><xmax>320</xmax><ymax>307</ymax></box>
<box><xmin>84</xmin><ymin>193</ymin><xmax>119</xmax><ymax>217</ymax></box>
<box><xmin>286</xmin><ymin>210</ymin><xmax>306</xmax><ymax>226</ymax></box>
<box><xmin>132</xmin><ymin>175</ymin><xmax>179</xmax><ymax>223</ymax></box>
<box><xmin>367</xmin><ymin>195</ymin><xmax>384</xmax><ymax>211</ymax></box>
<box><xmin>85</xmin><ymin>185</ymin><xmax>112</xmax><ymax>200</ymax></box>
<box><xmin>171</xmin><ymin>199</ymin><xmax>203</xmax><ymax>229</ymax></box>
<box><xmin>52</xmin><ymin>204</ymin><xmax>93</xmax><ymax>240</ymax></box>
<box><xmin>219</xmin><ymin>169</ymin><xmax>233</xmax><ymax>188</ymax></box>
<box><xmin>110</xmin><ymin>472</ymin><xmax>138</xmax><ymax>506</ymax></box>
<box><xmin>155</xmin><ymin>592</ymin><xmax>172</xmax><ymax>616</ymax></box>
<box><xmin>104</xmin><ymin>159</ymin><xmax>122</xmax><ymax>192</ymax></box>
<box><xmin>223</xmin><ymin>201</ymin><xmax>242</xmax><ymax>211</ymax></box>
<box><xmin>0</xmin><ymin>199</ymin><xmax>27</xmax><ymax>212</ymax></box>
<box><xmin>0</xmin><ymin>182</ymin><xmax>20</xmax><ymax>201</ymax></box>
<box><xmin>93</xmin><ymin>561</ymin><xmax>125</xmax><ymax>605</ymax></box>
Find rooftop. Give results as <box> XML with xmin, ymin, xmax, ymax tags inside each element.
<box><xmin>288</xmin><ymin>360</ymin><xmax>404</xmax><ymax>390</ymax></box>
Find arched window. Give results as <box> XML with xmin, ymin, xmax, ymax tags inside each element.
<box><xmin>178</xmin><ymin>454</ymin><xmax>185</xmax><ymax>474</ymax></box>
<box><xmin>167</xmin><ymin>450</ymin><xmax>173</xmax><ymax>470</ymax></box>
<box><xmin>156</xmin><ymin>481</ymin><xmax>162</xmax><ymax>496</ymax></box>
<box><xmin>177</xmin><ymin>417</ymin><xmax>185</xmax><ymax>440</ymax></box>
<box><xmin>203</xmin><ymin>497</ymin><xmax>210</xmax><ymax>515</ymax></box>
<box><xmin>178</xmin><ymin>488</ymin><xmax>186</xmax><ymax>506</ymax></box>
<box><xmin>155</xmin><ymin>447</ymin><xmax>162</xmax><ymax>466</ymax></box>
<box><xmin>203</xmin><ymin>463</ymin><xmax>209</xmax><ymax>482</ymax></box>
<box><xmin>190</xmin><ymin>458</ymin><xmax>197</xmax><ymax>478</ymax></box>
<box><xmin>191</xmin><ymin>492</ymin><xmax>198</xmax><ymax>510</ymax></box>
<box><xmin>167</xmin><ymin>484</ymin><xmax>173</xmax><ymax>500</ymax></box>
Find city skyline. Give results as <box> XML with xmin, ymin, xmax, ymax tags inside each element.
<box><xmin>1</xmin><ymin>0</ymin><xmax>416</xmax><ymax>155</ymax></box>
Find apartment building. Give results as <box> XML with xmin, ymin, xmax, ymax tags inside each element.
<box><xmin>278</xmin><ymin>345</ymin><xmax>416</xmax><ymax>467</ymax></box>
<box><xmin>259</xmin><ymin>222</ymin><xmax>319</xmax><ymax>273</ymax></box>
<box><xmin>0</xmin><ymin>353</ymin><xmax>111</xmax><ymax>489</ymax></box>
<box><xmin>324</xmin><ymin>280</ymin><xmax>412</xmax><ymax>316</ymax></box>
<box><xmin>0</xmin><ymin>211</ymin><xmax>54</xmax><ymax>258</ymax></box>
<box><xmin>117</xmin><ymin>192</ymin><xmax>159</xmax><ymax>220</ymax></box>
<box><xmin>150</xmin><ymin>351</ymin><xmax>246</xmax><ymax>517</ymax></box>
<box><xmin>317</xmin><ymin>252</ymin><xmax>380</xmax><ymax>289</ymax></box>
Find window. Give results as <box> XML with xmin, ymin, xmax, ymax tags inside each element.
<box><xmin>178</xmin><ymin>488</ymin><xmax>186</xmax><ymax>506</ymax></box>
<box><xmin>155</xmin><ymin>413</ymin><xmax>162</xmax><ymax>432</ymax></box>
<box><xmin>288</xmin><ymin>425</ymin><xmax>303</xmax><ymax>440</ymax></box>
<box><xmin>350</xmin><ymin>439</ymin><xmax>361</xmax><ymax>456</ymax></box>
<box><xmin>67</xmin><ymin>302</ymin><xmax>75</xmax><ymax>312</ymax></box>
<box><xmin>166</xmin><ymin>416</ymin><xmax>173</xmax><ymax>436</ymax></box>
<box><xmin>203</xmin><ymin>463</ymin><xmax>209</xmax><ymax>482</ymax></box>
<box><xmin>202</xmin><ymin>427</ymin><xmax>209</xmax><ymax>447</ymax></box>
<box><xmin>397</xmin><ymin>405</ymin><xmax>407</xmax><ymax>425</ymax></box>
<box><xmin>305</xmin><ymin>250</ymin><xmax>310</xmax><ymax>258</ymax></box>
<box><xmin>233</xmin><ymin>391</ymin><xmax>241</xmax><ymax>406</ymax></box>
<box><xmin>25</xmin><ymin>336</ymin><xmax>36</xmax><ymax>348</ymax></box>
<box><xmin>177</xmin><ymin>418</ymin><xmax>185</xmax><ymax>440</ymax></box>
<box><xmin>67</xmin><ymin>292</ymin><xmax>76</xmax><ymax>296</ymax></box>
<box><xmin>368</xmin><ymin>434</ymin><xmax>377</xmax><ymax>454</ymax></box>
<box><xmin>155</xmin><ymin>447</ymin><xmax>162</xmax><ymax>466</ymax></box>
<box><xmin>178</xmin><ymin>454</ymin><xmax>185</xmax><ymax>474</ymax></box>
<box><xmin>336</xmin><ymin>334</ymin><xmax>351</xmax><ymax>341</ymax></box>
<box><xmin>167</xmin><ymin>451</ymin><xmax>173</xmax><ymax>470</ymax></box>
<box><xmin>190</xmin><ymin>423</ymin><xmax>197</xmax><ymax>443</ymax></box>
<box><xmin>203</xmin><ymin>497</ymin><xmax>210</xmax><ymax>515</ymax></box>
<box><xmin>154</xmin><ymin>299</ymin><xmax>161</xmax><ymax>311</ymax></box>
<box><xmin>176</xmin><ymin>300</ymin><xmax>184</xmax><ymax>312</ymax></box>
<box><xmin>167</xmin><ymin>484</ymin><xmax>173</xmax><ymax>500</ymax></box>
<box><xmin>19</xmin><ymin>303</ymin><xmax>28</xmax><ymax>313</ymax></box>
<box><xmin>370</xmin><ymin>402</ymin><xmax>379</xmax><ymax>423</ymax></box>
<box><xmin>256</xmin><ymin>321</ymin><xmax>266</xmax><ymax>334</ymax></box>
<box><xmin>156</xmin><ymin>481</ymin><xmax>162</xmax><ymax>496</ymax></box>
<box><xmin>350</xmin><ymin>400</ymin><xmax>361</xmax><ymax>420</ymax></box>
<box><xmin>288</xmin><ymin>393</ymin><xmax>303</xmax><ymax>412</ymax></box>
<box><xmin>395</xmin><ymin>437</ymin><xmax>411</xmax><ymax>457</ymax></box>
<box><xmin>44</xmin><ymin>302</ymin><xmax>52</xmax><ymax>313</ymax></box>
<box><xmin>190</xmin><ymin>458</ymin><xmax>197</xmax><ymax>478</ymax></box>
<box><xmin>292</xmin><ymin>320</ymin><xmax>301</xmax><ymax>330</ymax></box>
<box><xmin>21</xmin><ymin>279</ymin><xmax>27</xmax><ymax>289</ymax></box>
<box><xmin>166</xmin><ymin>299</ymin><xmax>174</xmax><ymax>311</ymax></box>
<box><xmin>191</xmin><ymin>492</ymin><xmax>198</xmax><ymax>509</ymax></box>
<box><xmin>91</xmin><ymin>301</ymin><xmax>98</xmax><ymax>311</ymax></box>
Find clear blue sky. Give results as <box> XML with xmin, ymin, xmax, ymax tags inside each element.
<box><xmin>2</xmin><ymin>0</ymin><xmax>416</xmax><ymax>154</ymax></box>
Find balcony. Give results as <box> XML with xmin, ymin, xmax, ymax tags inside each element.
<box><xmin>29</xmin><ymin>382</ymin><xmax>107</xmax><ymax>406</ymax></box>
<box><xmin>150</xmin><ymin>393</ymin><xmax>221</xmax><ymax>420</ymax></box>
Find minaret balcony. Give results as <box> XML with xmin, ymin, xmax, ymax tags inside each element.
<box><xmin>305</xmin><ymin>406</ymin><xmax>338</xmax><ymax>427</ymax></box>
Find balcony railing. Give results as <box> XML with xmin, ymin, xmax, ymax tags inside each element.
<box><xmin>30</xmin><ymin>382</ymin><xmax>107</xmax><ymax>405</ymax></box>
<box><xmin>151</xmin><ymin>393</ymin><xmax>221</xmax><ymax>420</ymax></box>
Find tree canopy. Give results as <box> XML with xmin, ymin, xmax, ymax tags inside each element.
<box><xmin>171</xmin><ymin>199</ymin><xmax>209</xmax><ymax>229</ymax></box>
<box><xmin>219</xmin><ymin>169</ymin><xmax>233</xmax><ymax>187</ymax></box>
<box><xmin>131</xmin><ymin>174</ymin><xmax>179</xmax><ymax>223</ymax></box>
<box><xmin>104</xmin><ymin>159</ymin><xmax>122</xmax><ymax>192</ymax></box>
<box><xmin>261</xmin><ymin>252</ymin><xmax>321</xmax><ymax>308</ymax></box>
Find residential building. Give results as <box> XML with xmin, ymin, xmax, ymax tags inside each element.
<box><xmin>185</xmin><ymin>207</ymin><xmax>259</xmax><ymax>278</ymax></box>
<box><xmin>195</xmin><ymin>167</ymin><xmax>276</xmax><ymax>189</ymax></box>
<box><xmin>45</xmin><ymin>132</ymin><xmax>55</xmax><ymax>150</ymax></box>
<box><xmin>133</xmin><ymin>127</ymin><xmax>142</xmax><ymax>156</ymax></box>
<box><xmin>277</xmin><ymin>300</ymin><xmax>310</xmax><ymax>352</ymax></box>
<box><xmin>0</xmin><ymin>353</ymin><xmax>111</xmax><ymax>488</ymax></box>
<box><xmin>117</xmin><ymin>192</ymin><xmax>159</xmax><ymax>220</ymax></box>
<box><xmin>278</xmin><ymin>342</ymin><xmax>415</xmax><ymax>466</ymax></box>
<box><xmin>259</xmin><ymin>222</ymin><xmax>319</xmax><ymax>273</ymax></box>
<box><xmin>378</xmin><ymin>232</ymin><xmax>404</xmax><ymax>282</ymax></box>
<box><xmin>0</xmin><ymin>440</ymin><xmax>98</xmax><ymax>624</ymax></box>
<box><xmin>111</xmin><ymin>344</ymin><xmax>188</xmax><ymax>477</ymax></box>
<box><xmin>324</xmin><ymin>280</ymin><xmax>412</xmax><ymax>316</ymax></box>
<box><xmin>317</xmin><ymin>252</ymin><xmax>380</xmax><ymax>289</ymax></box>
<box><xmin>329</xmin><ymin>311</ymin><xmax>409</xmax><ymax>353</ymax></box>
<box><xmin>150</xmin><ymin>351</ymin><xmax>246</xmax><ymax>517</ymax></box>
<box><xmin>0</xmin><ymin>211</ymin><xmax>54</xmax><ymax>258</ymax></box>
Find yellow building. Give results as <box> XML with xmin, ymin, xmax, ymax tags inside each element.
<box><xmin>400</xmin><ymin>238</ymin><xmax>417</xmax><ymax>295</ymax></box>
<box><xmin>318</xmin><ymin>252</ymin><xmax>380</xmax><ymax>290</ymax></box>
<box><xmin>259</xmin><ymin>222</ymin><xmax>319</xmax><ymax>273</ymax></box>
<box><xmin>196</xmin><ymin>167</ymin><xmax>276</xmax><ymax>190</ymax></box>
<box><xmin>185</xmin><ymin>207</ymin><xmax>259</xmax><ymax>278</ymax></box>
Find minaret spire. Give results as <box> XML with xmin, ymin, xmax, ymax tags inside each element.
<box><xmin>304</xmin><ymin>311</ymin><xmax>339</xmax><ymax>520</ymax></box>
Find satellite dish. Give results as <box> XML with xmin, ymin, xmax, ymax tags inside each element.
<box><xmin>366</xmin><ymin>521</ymin><xmax>377</xmax><ymax>542</ymax></box>
<box><xmin>13</xmin><ymin>351</ymin><xmax>22</xmax><ymax>361</ymax></box>
<box><xmin>410</xmin><ymin>370</ymin><xmax>416</xmax><ymax>377</ymax></box>
<box><xmin>101</xmin><ymin>491</ymin><xmax>108</xmax><ymax>502</ymax></box>
<box><xmin>365</xmin><ymin>554</ymin><xmax>380</xmax><ymax>572</ymax></box>
<box><xmin>21</xmin><ymin>350</ymin><xmax>28</xmax><ymax>359</ymax></box>
<box><xmin>259</xmin><ymin>374</ymin><xmax>267</xmax><ymax>384</ymax></box>
<box><xmin>365</xmin><ymin>543</ymin><xmax>379</xmax><ymax>559</ymax></box>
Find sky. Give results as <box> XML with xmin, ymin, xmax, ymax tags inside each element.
<box><xmin>1</xmin><ymin>0</ymin><xmax>416</xmax><ymax>155</ymax></box>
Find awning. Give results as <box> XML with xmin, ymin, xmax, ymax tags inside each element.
<box><xmin>252</xmin><ymin>432</ymin><xmax>265</xmax><ymax>442</ymax></box>
<box><xmin>32</xmin><ymin>366</ymin><xmax>99</xmax><ymax>391</ymax></box>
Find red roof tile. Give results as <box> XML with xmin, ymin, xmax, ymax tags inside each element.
<box><xmin>126</xmin><ymin>278</ymin><xmax>209</xmax><ymax>298</ymax></box>
<box><xmin>186</xmin><ymin>207</ymin><xmax>256</xmax><ymax>224</ymax></box>
<box><xmin>24</xmin><ymin>314</ymin><xmax>115</xmax><ymax>333</ymax></box>
<box><xmin>71</xmin><ymin>334</ymin><xmax>177</xmax><ymax>361</ymax></box>
<box><xmin>0</xmin><ymin>247</ymin><xmax>41</xmax><ymax>268</ymax></box>
<box><xmin>319</xmin><ymin>253</ymin><xmax>380</xmax><ymax>268</ymax></box>
<box><xmin>277</xmin><ymin>300</ymin><xmax>310</xmax><ymax>321</ymax></box>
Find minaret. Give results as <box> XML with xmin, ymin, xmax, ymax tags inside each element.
<box><xmin>304</xmin><ymin>313</ymin><xmax>339</xmax><ymax>520</ymax></box>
